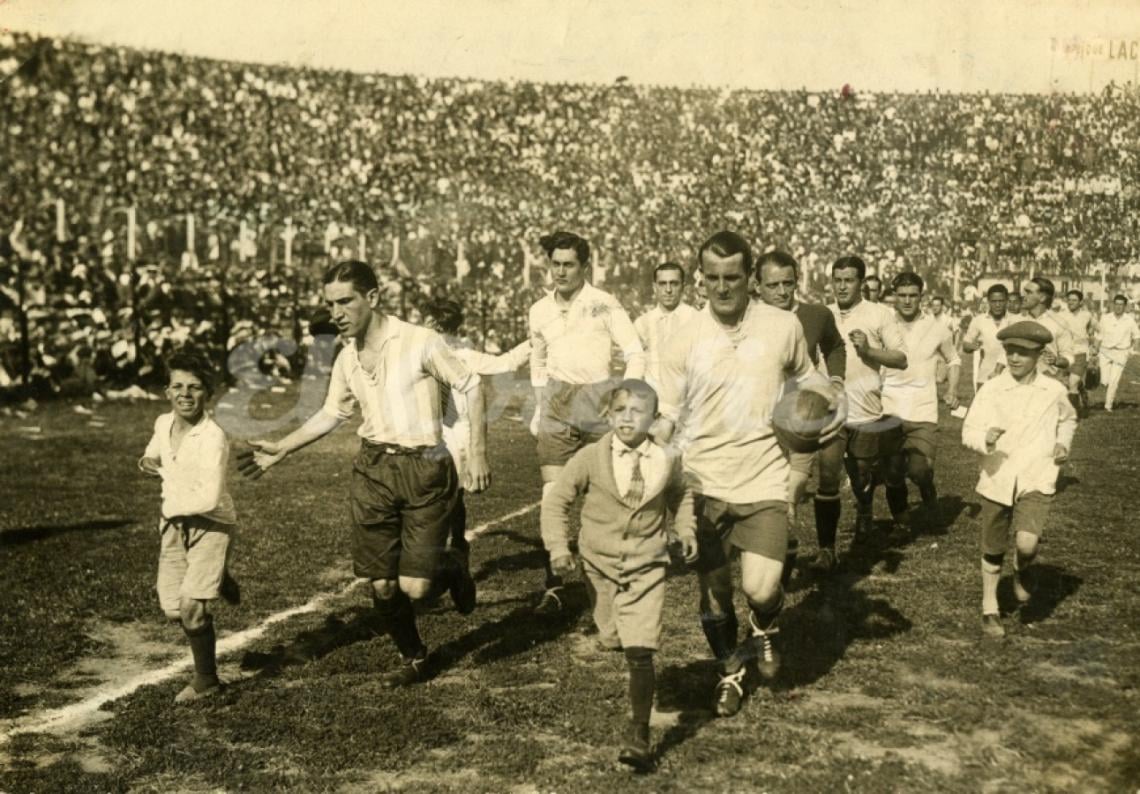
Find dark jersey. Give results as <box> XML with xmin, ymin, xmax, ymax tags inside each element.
<box><xmin>794</xmin><ymin>302</ymin><xmax>847</xmax><ymax>380</ymax></box>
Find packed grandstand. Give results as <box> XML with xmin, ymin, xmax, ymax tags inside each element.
<box><xmin>2</xmin><ymin>31</ymin><xmax>1139</xmax><ymax>397</ymax></box>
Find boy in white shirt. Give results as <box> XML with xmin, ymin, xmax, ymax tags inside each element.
<box><xmin>139</xmin><ymin>352</ymin><xmax>239</xmax><ymax>702</ymax></box>
<box><xmin>962</xmin><ymin>321</ymin><xmax>1077</xmax><ymax>638</ymax></box>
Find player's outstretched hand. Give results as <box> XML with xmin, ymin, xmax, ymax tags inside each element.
<box><xmin>550</xmin><ymin>555</ymin><xmax>577</xmax><ymax>579</ymax></box>
<box><xmin>679</xmin><ymin>535</ymin><xmax>699</xmax><ymax>564</ymax></box>
<box><xmin>1053</xmin><ymin>444</ymin><xmax>1069</xmax><ymax>464</ymax></box>
<box><xmin>137</xmin><ymin>456</ymin><xmax>162</xmax><ymax>477</ymax></box>
<box><xmin>466</xmin><ymin>454</ymin><xmax>492</xmax><ymax>494</ymax></box>
<box><xmin>237</xmin><ymin>440</ymin><xmax>286</xmax><ymax>480</ymax></box>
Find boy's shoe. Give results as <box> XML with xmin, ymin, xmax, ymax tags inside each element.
<box><xmin>533</xmin><ymin>586</ymin><xmax>565</xmax><ymax>616</ymax></box>
<box><xmin>851</xmin><ymin>515</ymin><xmax>874</xmax><ymax>546</ymax></box>
<box><xmin>618</xmin><ymin>722</ymin><xmax>654</xmax><ymax>773</ymax></box>
<box><xmin>382</xmin><ymin>653</ymin><xmax>430</xmax><ymax>688</ymax></box>
<box><xmin>981</xmin><ymin>614</ymin><xmax>1005</xmax><ymax>638</ymax></box>
<box><xmin>174</xmin><ymin>679</ymin><xmax>222</xmax><ymax>704</ymax></box>
<box><xmin>448</xmin><ymin>550</ymin><xmax>477</xmax><ymax>615</ymax></box>
<box><xmin>219</xmin><ymin>572</ymin><xmax>242</xmax><ymax>606</ymax></box>
<box><xmin>809</xmin><ymin>547</ymin><xmax>837</xmax><ymax>575</ymax></box>
<box><xmin>713</xmin><ymin>666</ymin><xmax>747</xmax><ymax>718</ymax></box>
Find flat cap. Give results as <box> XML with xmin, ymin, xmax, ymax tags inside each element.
<box><xmin>997</xmin><ymin>320</ymin><xmax>1053</xmax><ymax>349</ymax></box>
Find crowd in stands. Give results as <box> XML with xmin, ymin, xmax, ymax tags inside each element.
<box><xmin>2</xmin><ymin>31</ymin><xmax>1140</xmax><ymax>399</ymax></box>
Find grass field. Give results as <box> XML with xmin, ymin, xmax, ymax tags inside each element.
<box><xmin>1</xmin><ymin>364</ymin><xmax>1139</xmax><ymax>793</ymax></box>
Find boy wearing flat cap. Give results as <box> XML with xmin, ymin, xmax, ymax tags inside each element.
<box><xmin>962</xmin><ymin>320</ymin><xmax>1077</xmax><ymax>638</ymax></box>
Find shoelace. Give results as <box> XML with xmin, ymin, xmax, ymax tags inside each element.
<box><xmin>754</xmin><ymin>627</ymin><xmax>779</xmax><ymax>664</ymax></box>
<box><xmin>717</xmin><ymin>667</ymin><xmax>746</xmax><ymax>700</ymax></box>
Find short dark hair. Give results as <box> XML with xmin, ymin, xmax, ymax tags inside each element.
<box><xmin>698</xmin><ymin>231</ymin><xmax>753</xmax><ymax>276</ymax></box>
<box><xmin>652</xmin><ymin>261</ymin><xmax>686</xmax><ymax>284</ymax></box>
<box><xmin>1114</xmin><ymin>294</ymin><xmax>1128</xmax><ymax>304</ymax></box>
<box><xmin>1030</xmin><ymin>277</ymin><xmax>1056</xmax><ymax>307</ymax></box>
<box><xmin>165</xmin><ymin>351</ymin><xmax>216</xmax><ymax>398</ymax></box>
<box><xmin>986</xmin><ymin>283</ymin><xmax>1009</xmax><ymax>299</ymax></box>
<box><xmin>539</xmin><ymin>231</ymin><xmax>590</xmax><ymax>264</ymax></box>
<box><xmin>864</xmin><ymin>274</ymin><xmax>882</xmax><ymax>287</ymax></box>
<box><xmin>607</xmin><ymin>378</ymin><xmax>658</xmax><ymax>415</ymax></box>
<box><xmin>831</xmin><ymin>255</ymin><xmax>867</xmax><ymax>280</ymax></box>
<box><xmin>892</xmin><ymin>271</ymin><xmax>924</xmax><ymax>292</ymax></box>
<box><xmin>756</xmin><ymin>250</ymin><xmax>799</xmax><ymax>277</ymax></box>
<box><xmin>424</xmin><ymin>298</ymin><xmax>464</xmax><ymax>335</ymax></box>
<box><xmin>323</xmin><ymin>260</ymin><xmax>379</xmax><ymax>295</ymax></box>
<box><xmin>1066</xmin><ymin>289</ymin><xmax>1083</xmax><ymax>301</ymax></box>
<box><xmin>930</xmin><ymin>295</ymin><xmax>945</xmax><ymax>306</ymax></box>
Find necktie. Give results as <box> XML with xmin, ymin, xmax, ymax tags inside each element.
<box><xmin>625</xmin><ymin>449</ymin><xmax>644</xmax><ymax>507</ymax></box>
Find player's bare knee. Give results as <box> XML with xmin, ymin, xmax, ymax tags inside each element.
<box><xmin>179</xmin><ymin>598</ymin><xmax>208</xmax><ymax>630</ymax></box>
<box><xmin>1015</xmin><ymin>531</ymin><xmax>1039</xmax><ymax>559</ymax></box>
<box><xmin>399</xmin><ymin>576</ymin><xmax>433</xmax><ymax>601</ymax></box>
<box><xmin>371</xmin><ymin>578</ymin><xmax>399</xmax><ymax>600</ymax></box>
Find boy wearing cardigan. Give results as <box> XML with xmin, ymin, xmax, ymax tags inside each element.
<box><xmin>541</xmin><ymin>379</ymin><xmax>697</xmax><ymax>773</ymax></box>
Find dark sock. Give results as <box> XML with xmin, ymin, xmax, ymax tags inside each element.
<box><xmin>814</xmin><ymin>494</ymin><xmax>840</xmax><ymax>549</ymax></box>
<box><xmin>917</xmin><ymin>479</ymin><xmax>937</xmax><ymax>508</ymax></box>
<box><xmin>373</xmin><ymin>591</ymin><xmax>426</xmax><ymax>660</ymax></box>
<box><xmin>748</xmin><ymin>590</ymin><xmax>784</xmax><ymax>634</ymax></box>
<box><xmin>183</xmin><ymin>616</ymin><xmax>219</xmax><ymax>689</ymax></box>
<box><xmin>781</xmin><ymin>538</ymin><xmax>798</xmax><ymax>588</ymax></box>
<box><xmin>700</xmin><ymin>611</ymin><xmax>738</xmax><ymax>664</ymax></box>
<box><xmin>450</xmin><ymin>493</ymin><xmax>469</xmax><ymax>556</ymax></box>
<box><xmin>625</xmin><ymin>647</ymin><xmax>656</xmax><ymax>728</ymax></box>
<box><xmin>543</xmin><ymin>550</ymin><xmax>563</xmax><ymax>591</ymax></box>
<box><xmin>885</xmin><ymin>483</ymin><xmax>909</xmax><ymax>520</ymax></box>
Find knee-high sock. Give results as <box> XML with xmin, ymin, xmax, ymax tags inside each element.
<box><xmin>782</xmin><ymin>537</ymin><xmax>798</xmax><ymax>588</ymax></box>
<box><xmin>885</xmin><ymin>481</ymin><xmax>909</xmax><ymax>520</ymax></box>
<box><xmin>700</xmin><ymin>611</ymin><xmax>738</xmax><ymax>666</ymax></box>
<box><xmin>981</xmin><ymin>553</ymin><xmax>1003</xmax><ymax>615</ymax></box>
<box><xmin>624</xmin><ymin>647</ymin><xmax>656</xmax><ymax>728</ymax></box>
<box><xmin>373</xmin><ymin>590</ymin><xmax>425</xmax><ymax>660</ymax></box>
<box><xmin>450</xmin><ymin>491</ymin><xmax>469</xmax><ymax>556</ymax></box>
<box><xmin>814</xmin><ymin>491</ymin><xmax>841</xmax><ymax>549</ymax></box>
<box><xmin>540</xmin><ymin>482</ymin><xmax>562</xmax><ymax>589</ymax></box>
<box><xmin>183</xmin><ymin>616</ymin><xmax>219</xmax><ymax>689</ymax></box>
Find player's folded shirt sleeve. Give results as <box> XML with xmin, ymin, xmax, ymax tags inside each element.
<box><xmin>321</xmin><ymin>346</ymin><xmax>357</xmax><ymax>421</ymax></box>
<box><xmin>164</xmin><ymin>430</ymin><xmax>229</xmax><ymax>518</ymax></box>
<box><xmin>939</xmin><ymin>328</ymin><xmax>962</xmax><ymax>369</ymax></box>
<box><xmin>529</xmin><ymin>305</ymin><xmax>549</xmax><ymax>388</ymax></box>
<box><xmin>606</xmin><ymin>296</ymin><xmax>646</xmax><ymax>379</ymax></box>
<box><xmin>655</xmin><ymin>334</ymin><xmax>688</xmax><ymax>424</ymax></box>
<box><xmin>424</xmin><ymin>334</ymin><xmax>480</xmax><ymax>394</ymax></box>
<box><xmin>880</xmin><ymin>310</ymin><xmax>908</xmax><ymax>367</ymax></box>
<box><xmin>143</xmin><ymin>415</ymin><xmax>163</xmax><ymax>461</ymax></box>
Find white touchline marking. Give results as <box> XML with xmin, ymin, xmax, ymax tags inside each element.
<box><xmin>0</xmin><ymin>502</ymin><xmax>541</xmax><ymax>743</ymax></box>
<box><xmin>465</xmin><ymin>500</ymin><xmax>540</xmax><ymax>541</ymax></box>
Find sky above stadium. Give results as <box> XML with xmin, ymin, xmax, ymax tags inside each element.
<box><xmin>4</xmin><ymin>0</ymin><xmax>1140</xmax><ymax>94</ymax></box>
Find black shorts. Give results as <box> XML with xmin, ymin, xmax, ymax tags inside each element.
<box><xmin>536</xmin><ymin>378</ymin><xmax>618</xmax><ymax>467</ymax></box>
<box><xmin>349</xmin><ymin>441</ymin><xmax>459</xmax><ymax>581</ymax></box>
<box><xmin>693</xmin><ymin>496</ymin><xmax>788</xmax><ymax>570</ymax></box>
<box><xmin>900</xmin><ymin>420</ymin><xmax>938</xmax><ymax>462</ymax></box>
<box><xmin>845</xmin><ymin>417</ymin><xmax>904</xmax><ymax>461</ymax></box>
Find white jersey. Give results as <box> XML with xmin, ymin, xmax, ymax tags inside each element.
<box><xmin>962</xmin><ymin>313</ymin><xmax>1011</xmax><ymax>384</ymax></box>
<box><xmin>829</xmin><ymin>299</ymin><xmax>906</xmax><ymax>426</ymax></box>
<box><xmin>882</xmin><ymin>313</ymin><xmax>960</xmax><ymax>424</ymax></box>
<box><xmin>443</xmin><ymin>341</ymin><xmax>530</xmax><ymax>481</ymax></box>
